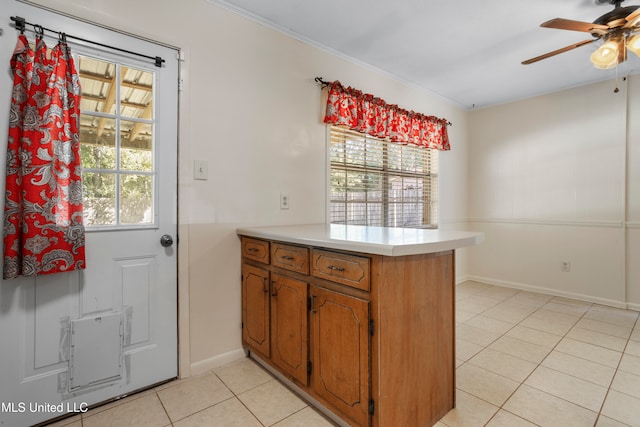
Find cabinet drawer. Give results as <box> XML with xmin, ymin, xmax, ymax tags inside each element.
<box><xmin>241</xmin><ymin>237</ymin><xmax>270</xmax><ymax>264</ymax></box>
<box><xmin>271</xmin><ymin>243</ymin><xmax>309</xmax><ymax>274</ymax></box>
<box><xmin>311</xmin><ymin>249</ymin><xmax>370</xmax><ymax>291</ymax></box>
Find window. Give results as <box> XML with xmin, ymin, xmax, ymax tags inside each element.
<box><xmin>78</xmin><ymin>55</ymin><xmax>156</xmax><ymax>229</ymax></box>
<box><xmin>329</xmin><ymin>126</ymin><xmax>438</xmax><ymax>228</ymax></box>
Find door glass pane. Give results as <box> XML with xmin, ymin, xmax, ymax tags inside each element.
<box><xmin>120</xmin><ymin>174</ymin><xmax>153</xmax><ymax>225</ymax></box>
<box><xmin>120</xmin><ymin>66</ymin><xmax>153</xmax><ymax>119</ymax></box>
<box><xmin>80</xmin><ymin>116</ymin><xmax>116</xmax><ymax>170</ymax></box>
<box><xmin>82</xmin><ymin>172</ymin><xmax>116</xmax><ymax>226</ymax></box>
<box><xmin>120</xmin><ymin>119</ymin><xmax>153</xmax><ymax>171</ymax></box>
<box><xmin>78</xmin><ymin>54</ymin><xmax>156</xmax><ymax>229</ymax></box>
<box><xmin>79</xmin><ymin>56</ymin><xmax>117</xmax><ymax>114</ymax></box>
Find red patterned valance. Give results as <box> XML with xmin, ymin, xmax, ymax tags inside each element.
<box><xmin>323</xmin><ymin>80</ymin><xmax>450</xmax><ymax>151</ymax></box>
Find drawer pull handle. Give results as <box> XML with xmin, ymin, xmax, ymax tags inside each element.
<box><xmin>327</xmin><ymin>265</ymin><xmax>345</xmax><ymax>272</ymax></box>
<box><xmin>280</xmin><ymin>255</ymin><xmax>294</xmax><ymax>261</ymax></box>
<box><xmin>247</xmin><ymin>247</ymin><xmax>259</xmax><ymax>253</ymax></box>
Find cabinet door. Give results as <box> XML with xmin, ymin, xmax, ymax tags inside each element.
<box><xmin>271</xmin><ymin>273</ymin><xmax>308</xmax><ymax>385</ymax></box>
<box><xmin>310</xmin><ymin>286</ymin><xmax>369</xmax><ymax>426</ymax></box>
<box><xmin>242</xmin><ymin>264</ymin><xmax>270</xmax><ymax>357</ymax></box>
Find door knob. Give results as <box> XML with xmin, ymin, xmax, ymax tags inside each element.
<box><xmin>160</xmin><ymin>234</ymin><xmax>174</xmax><ymax>247</ymax></box>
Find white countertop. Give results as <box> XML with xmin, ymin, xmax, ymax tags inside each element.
<box><xmin>236</xmin><ymin>224</ymin><xmax>484</xmax><ymax>256</ymax></box>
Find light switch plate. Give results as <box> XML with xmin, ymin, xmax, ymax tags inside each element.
<box><xmin>194</xmin><ymin>160</ymin><xmax>208</xmax><ymax>180</ymax></box>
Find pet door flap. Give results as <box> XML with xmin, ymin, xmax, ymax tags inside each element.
<box><xmin>69</xmin><ymin>312</ymin><xmax>123</xmax><ymax>391</ymax></box>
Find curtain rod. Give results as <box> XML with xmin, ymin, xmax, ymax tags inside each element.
<box><xmin>9</xmin><ymin>16</ymin><xmax>165</xmax><ymax>68</ymax></box>
<box><xmin>314</xmin><ymin>76</ymin><xmax>453</xmax><ymax>127</ymax></box>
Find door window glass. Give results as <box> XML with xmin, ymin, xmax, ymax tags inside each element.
<box><xmin>78</xmin><ymin>56</ymin><xmax>155</xmax><ymax>228</ymax></box>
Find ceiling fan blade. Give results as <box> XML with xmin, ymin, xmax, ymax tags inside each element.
<box><xmin>541</xmin><ymin>18</ymin><xmax>610</xmax><ymax>32</ymax></box>
<box><xmin>521</xmin><ymin>38</ymin><xmax>598</xmax><ymax>65</ymax></box>
<box><xmin>623</xmin><ymin>7</ymin><xmax>640</xmax><ymax>28</ymax></box>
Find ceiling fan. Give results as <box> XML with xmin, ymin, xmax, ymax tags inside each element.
<box><xmin>522</xmin><ymin>0</ymin><xmax>640</xmax><ymax>68</ymax></box>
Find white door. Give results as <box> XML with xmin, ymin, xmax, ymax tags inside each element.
<box><xmin>0</xmin><ymin>4</ymin><xmax>178</xmax><ymax>426</ymax></box>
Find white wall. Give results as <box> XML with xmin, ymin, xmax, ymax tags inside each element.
<box><xmin>467</xmin><ymin>76</ymin><xmax>639</xmax><ymax>310</ymax></box>
<box><xmin>626</xmin><ymin>75</ymin><xmax>640</xmax><ymax>310</ymax></box>
<box><xmin>23</xmin><ymin>0</ymin><xmax>470</xmax><ymax>375</ymax></box>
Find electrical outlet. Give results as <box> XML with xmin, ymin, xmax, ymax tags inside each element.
<box><xmin>280</xmin><ymin>193</ymin><xmax>289</xmax><ymax>210</ymax></box>
<box><xmin>560</xmin><ymin>259</ymin><xmax>571</xmax><ymax>272</ymax></box>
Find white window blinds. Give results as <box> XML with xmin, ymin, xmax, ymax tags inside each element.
<box><xmin>329</xmin><ymin>125</ymin><xmax>438</xmax><ymax>228</ymax></box>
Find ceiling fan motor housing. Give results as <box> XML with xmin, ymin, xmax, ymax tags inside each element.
<box><xmin>595</xmin><ymin>0</ymin><xmax>624</xmax><ymax>6</ymax></box>
<box><xmin>594</xmin><ymin>5</ymin><xmax>640</xmax><ymax>28</ymax></box>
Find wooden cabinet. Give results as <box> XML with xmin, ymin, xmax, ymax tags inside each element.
<box><xmin>240</xmin><ymin>235</ymin><xmax>455</xmax><ymax>427</ymax></box>
<box><xmin>310</xmin><ymin>285</ymin><xmax>369</xmax><ymax>426</ymax></box>
<box><xmin>270</xmin><ymin>273</ymin><xmax>308</xmax><ymax>385</ymax></box>
<box><xmin>241</xmin><ymin>263</ymin><xmax>270</xmax><ymax>358</ymax></box>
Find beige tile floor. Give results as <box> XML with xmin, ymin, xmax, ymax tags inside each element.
<box><xmin>42</xmin><ymin>280</ymin><xmax>640</xmax><ymax>427</ymax></box>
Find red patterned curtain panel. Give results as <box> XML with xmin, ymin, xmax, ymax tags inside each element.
<box><xmin>3</xmin><ymin>33</ymin><xmax>86</xmax><ymax>279</ymax></box>
<box><xmin>323</xmin><ymin>80</ymin><xmax>451</xmax><ymax>151</ymax></box>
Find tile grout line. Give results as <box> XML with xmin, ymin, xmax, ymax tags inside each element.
<box><xmin>155</xmin><ymin>368</ymin><xmax>263</xmax><ymax>426</ymax></box>
<box><xmin>454</xmin><ymin>288</ymin><xmax>546</xmax><ymax>425</ymax></box>
<box><xmin>479</xmin><ymin>295</ymin><xmax>592</xmax><ymax>426</ymax></box>
<box><xmin>211</xmin><ymin>361</ymin><xmax>332</xmax><ymax>427</ymax></box>
<box><xmin>458</xmin><ymin>290</ymin><xmax>639</xmax><ymax>426</ymax></box>
<box><xmin>210</xmin><ymin>368</ymin><xmax>268</xmax><ymax>426</ymax></box>
<box><xmin>450</xmin><ymin>287</ymin><xmax>537</xmax><ymax>426</ymax></box>
<box><xmin>505</xmin><ymin>302</ymin><xmax>598</xmax><ymax>411</ymax></box>
<box><xmin>457</xmin><ymin>289</ymin><xmax>634</xmax><ymax>425</ymax></box>
<box><xmin>592</xmin><ymin>313</ymin><xmax>640</xmax><ymax>427</ymax></box>
<box><xmin>152</xmin><ymin>389</ymin><xmax>174</xmax><ymax>427</ymax></box>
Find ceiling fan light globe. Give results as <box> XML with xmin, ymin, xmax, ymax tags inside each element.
<box><xmin>590</xmin><ymin>40</ymin><xmax>620</xmax><ymax>68</ymax></box>
<box><xmin>627</xmin><ymin>34</ymin><xmax>640</xmax><ymax>57</ymax></box>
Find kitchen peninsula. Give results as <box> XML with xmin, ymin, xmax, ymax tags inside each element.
<box><xmin>237</xmin><ymin>224</ymin><xmax>484</xmax><ymax>427</ymax></box>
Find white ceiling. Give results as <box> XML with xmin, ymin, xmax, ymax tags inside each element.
<box><xmin>210</xmin><ymin>0</ymin><xmax>640</xmax><ymax>109</ymax></box>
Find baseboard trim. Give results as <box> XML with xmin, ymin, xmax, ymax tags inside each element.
<box><xmin>627</xmin><ymin>302</ymin><xmax>640</xmax><ymax>312</ymax></box>
<box><xmin>456</xmin><ymin>274</ymin><xmax>471</xmax><ymax>285</ymax></box>
<box><xmin>465</xmin><ymin>275</ymin><xmax>631</xmax><ymax>310</ymax></box>
<box><xmin>189</xmin><ymin>348</ymin><xmax>246</xmax><ymax>376</ymax></box>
